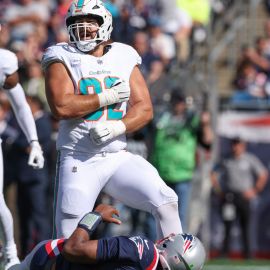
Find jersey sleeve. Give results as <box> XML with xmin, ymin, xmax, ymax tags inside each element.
<box><xmin>41</xmin><ymin>46</ymin><xmax>63</xmax><ymax>70</ymax></box>
<box><xmin>2</xmin><ymin>50</ymin><xmax>18</xmax><ymax>76</ymax></box>
<box><xmin>131</xmin><ymin>47</ymin><xmax>142</xmax><ymax>66</ymax></box>
<box><xmin>29</xmin><ymin>239</ymin><xmax>65</xmax><ymax>270</ymax></box>
<box><xmin>97</xmin><ymin>236</ymin><xmax>159</xmax><ymax>269</ymax></box>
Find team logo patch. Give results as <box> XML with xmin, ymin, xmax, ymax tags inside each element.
<box><xmin>70</xmin><ymin>58</ymin><xmax>81</xmax><ymax>67</ymax></box>
<box><xmin>181</xmin><ymin>234</ymin><xmax>194</xmax><ymax>254</ymax></box>
<box><xmin>129</xmin><ymin>236</ymin><xmax>145</xmax><ymax>260</ymax></box>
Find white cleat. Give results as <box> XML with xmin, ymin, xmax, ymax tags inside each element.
<box><xmin>4</xmin><ymin>257</ymin><xmax>20</xmax><ymax>270</ymax></box>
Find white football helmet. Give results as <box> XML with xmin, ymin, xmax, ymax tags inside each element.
<box><xmin>66</xmin><ymin>0</ymin><xmax>113</xmax><ymax>52</ymax></box>
<box><xmin>156</xmin><ymin>233</ymin><xmax>206</xmax><ymax>270</ymax></box>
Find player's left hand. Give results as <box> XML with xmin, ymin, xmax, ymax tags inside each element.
<box><xmin>94</xmin><ymin>204</ymin><xmax>121</xmax><ymax>225</ymax></box>
<box><xmin>28</xmin><ymin>140</ymin><xmax>45</xmax><ymax>169</ymax></box>
<box><xmin>89</xmin><ymin>121</ymin><xmax>126</xmax><ymax>145</ymax></box>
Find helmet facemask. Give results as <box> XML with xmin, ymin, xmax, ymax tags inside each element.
<box><xmin>68</xmin><ymin>18</ymin><xmax>101</xmax><ymax>52</ymax></box>
<box><xmin>156</xmin><ymin>234</ymin><xmax>206</xmax><ymax>270</ymax></box>
<box><xmin>157</xmin><ymin>235</ymin><xmax>187</xmax><ymax>270</ymax></box>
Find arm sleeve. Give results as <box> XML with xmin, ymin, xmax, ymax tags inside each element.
<box><xmin>4</xmin><ymin>83</ymin><xmax>38</xmax><ymax>143</ymax></box>
<box><xmin>0</xmin><ymin>50</ymin><xmax>18</xmax><ymax>88</ymax></box>
<box><xmin>131</xmin><ymin>47</ymin><xmax>142</xmax><ymax>66</ymax></box>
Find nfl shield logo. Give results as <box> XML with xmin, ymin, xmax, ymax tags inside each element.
<box><xmin>97</xmin><ymin>59</ymin><xmax>103</xmax><ymax>65</ymax></box>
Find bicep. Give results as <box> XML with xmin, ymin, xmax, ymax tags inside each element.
<box><xmin>44</xmin><ymin>62</ymin><xmax>74</xmax><ymax>110</ymax></box>
<box><xmin>129</xmin><ymin>66</ymin><xmax>152</xmax><ymax>109</ymax></box>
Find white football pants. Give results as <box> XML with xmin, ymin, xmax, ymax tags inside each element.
<box><xmin>53</xmin><ymin>150</ymin><xmax>182</xmax><ymax>239</ymax></box>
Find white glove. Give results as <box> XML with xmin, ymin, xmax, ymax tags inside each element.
<box><xmin>28</xmin><ymin>141</ymin><xmax>45</xmax><ymax>169</ymax></box>
<box><xmin>98</xmin><ymin>80</ymin><xmax>130</xmax><ymax>107</ymax></box>
<box><xmin>89</xmin><ymin>121</ymin><xmax>126</xmax><ymax>145</ymax></box>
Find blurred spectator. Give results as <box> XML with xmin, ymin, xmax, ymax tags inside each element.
<box><xmin>178</xmin><ymin>0</ymin><xmax>210</xmax><ymax>58</ymax></box>
<box><xmin>132</xmin><ymin>31</ymin><xmax>164</xmax><ymax>84</ymax></box>
<box><xmin>263</xmin><ymin>19</ymin><xmax>270</xmax><ymax>58</ymax></box>
<box><xmin>46</xmin><ymin>11</ymin><xmax>68</xmax><ymax>47</ymax></box>
<box><xmin>148</xmin><ymin>17</ymin><xmax>176</xmax><ymax>68</ymax></box>
<box><xmin>158</xmin><ymin>0</ymin><xmax>192</xmax><ymax>34</ymax></box>
<box><xmin>211</xmin><ymin>138</ymin><xmax>268</xmax><ymax>258</ymax></box>
<box><xmin>56</xmin><ymin>0</ymin><xmax>73</xmax><ymax>21</ymax></box>
<box><xmin>3</xmin><ymin>0</ymin><xmax>50</xmax><ymax>42</ymax></box>
<box><xmin>104</xmin><ymin>0</ymin><xmax>122</xmax><ymax>41</ymax></box>
<box><xmin>5</xmin><ymin>95</ymin><xmax>52</xmax><ymax>257</ymax></box>
<box><xmin>264</xmin><ymin>0</ymin><xmax>270</xmax><ymax>14</ymax></box>
<box><xmin>178</xmin><ymin>0</ymin><xmax>211</xmax><ymax>26</ymax></box>
<box><xmin>0</xmin><ymin>0</ymin><xmax>12</xmax><ymax>17</ymax></box>
<box><xmin>125</xmin><ymin>0</ymin><xmax>151</xmax><ymax>31</ymax></box>
<box><xmin>232</xmin><ymin>60</ymin><xmax>270</xmax><ymax>102</ymax></box>
<box><xmin>158</xmin><ymin>0</ymin><xmax>192</xmax><ymax>63</ymax></box>
<box><xmin>0</xmin><ymin>23</ymin><xmax>10</xmax><ymax>48</ymax></box>
<box><xmin>150</xmin><ymin>89</ymin><xmax>213</xmax><ymax>230</ymax></box>
<box><xmin>22</xmin><ymin>61</ymin><xmax>49</xmax><ymax>111</ymax></box>
<box><xmin>244</xmin><ymin>37</ymin><xmax>270</xmax><ymax>77</ymax></box>
<box><xmin>21</xmin><ymin>33</ymin><xmax>46</xmax><ymax>63</ymax></box>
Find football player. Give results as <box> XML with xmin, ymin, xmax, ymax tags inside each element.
<box><xmin>0</xmin><ymin>23</ymin><xmax>44</xmax><ymax>270</ymax></box>
<box><xmin>42</xmin><ymin>0</ymin><xmax>183</xmax><ymax>240</ymax></box>
<box><xmin>8</xmin><ymin>204</ymin><xmax>206</xmax><ymax>270</ymax></box>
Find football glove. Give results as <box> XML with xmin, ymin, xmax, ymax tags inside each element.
<box><xmin>89</xmin><ymin>120</ymin><xmax>126</xmax><ymax>145</ymax></box>
<box><xmin>28</xmin><ymin>141</ymin><xmax>45</xmax><ymax>169</ymax></box>
<box><xmin>98</xmin><ymin>79</ymin><xmax>130</xmax><ymax>107</ymax></box>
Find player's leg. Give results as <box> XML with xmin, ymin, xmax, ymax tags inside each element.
<box><xmin>0</xmin><ymin>142</ymin><xmax>20</xmax><ymax>269</ymax></box>
<box><xmin>104</xmin><ymin>152</ymin><xmax>183</xmax><ymax>239</ymax></box>
<box><xmin>168</xmin><ymin>181</ymin><xmax>192</xmax><ymax>231</ymax></box>
<box><xmin>53</xmin><ymin>151</ymin><xmax>103</xmax><ymax>238</ymax></box>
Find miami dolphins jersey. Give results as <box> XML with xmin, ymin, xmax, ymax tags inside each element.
<box><xmin>42</xmin><ymin>42</ymin><xmax>141</xmax><ymax>154</ymax></box>
<box><xmin>0</xmin><ymin>48</ymin><xmax>18</xmax><ymax>88</ymax></box>
<box><xmin>29</xmin><ymin>236</ymin><xmax>159</xmax><ymax>270</ymax></box>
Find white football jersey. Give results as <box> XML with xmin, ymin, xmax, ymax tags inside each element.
<box><xmin>42</xmin><ymin>42</ymin><xmax>142</xmax><ymax>153</ymax></box>
<box><xmin>0</xmin><ymin>49</ymin><xmax>18</xmax><ymax>88</ymax></box>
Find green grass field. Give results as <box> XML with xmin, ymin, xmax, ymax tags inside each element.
<box><xmin>0</xmin><ymin>258</ymin><xmax>269</xmax><ymax>270</ymax></box>
<box><xmin>204</xmin><ymin>259</ymin><xmax>270</xmax><ymax>270</ymax></box>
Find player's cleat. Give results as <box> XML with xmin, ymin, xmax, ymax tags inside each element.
<box><xmin>4</xmin><ymin>256</ymin><xmax>20</xmax><ymax>270</ymax></box>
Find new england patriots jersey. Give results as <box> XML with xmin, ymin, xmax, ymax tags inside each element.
<box><xmin>29</xmin><ymin>236</ymin><xmax>159</xmax><ymax>270</ymax></box>
<box><xmin>0</xmin><ymin>48</ymin><xmax>18</xmax><ymax>88</ymax></box>
<box><xmin>41</xmin><ymin>42</ymin><xmax>141</xmax><ymax>154</ymax></box>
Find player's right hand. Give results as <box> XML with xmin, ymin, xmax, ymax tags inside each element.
<box><xmin>94</xmin><ymin>204</ymin><xmax>121</xmax><ymax>225</ymax></box>
<box><xmin>28</xmin><ymin>141</ymin><xmax>45</xmax><ymax>169</ymax></box>
<box><xmin>98</xmin><ymin>79</ymin><xmax>130</xmax><ymax>107</ymax></box>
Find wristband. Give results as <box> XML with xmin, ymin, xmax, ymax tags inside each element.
<box><xmin>98</xmin><ymin>91</ymin><xmax>118</xmax><ymax>107</ymax></box>
<box><xmin>78</xmin><ymin>212</ymin><xmax>102</xmax><ymax>238</ymax></box>
<box><xmin>112</xmin><ymin>120</ymin><xmax>126</xmax><ymax>137</ymax></box>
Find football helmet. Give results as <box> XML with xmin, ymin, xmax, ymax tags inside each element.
<box><xmin>156</xmin><ymin>233</ymin><xmax>206</xmax><ymax>270</ymax></box>
<box><xmin>66</xmin><ymin>0</ymin><xmax>113</xmax><ymax>52</ymax></box>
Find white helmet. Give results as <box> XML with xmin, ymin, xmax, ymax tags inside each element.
<box><xmin>156</xmin><ymin>233</ymin><xmax>206</xmax><ymax>270</ymax></box>
<box><xmin>66</xmin><ymin>0</ymin><xmax>113</xmax><ymax>52</ymax></box>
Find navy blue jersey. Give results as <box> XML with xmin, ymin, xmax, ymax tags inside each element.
<box><xmin>30</xmin><ymin>236</ymin><xmax>159</xmax><ymax>270</ymax></box>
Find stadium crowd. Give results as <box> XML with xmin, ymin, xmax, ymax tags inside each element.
<box><xmin>0</xmin><ymin>0</ymin><xmax>270</xmax><ymax>263</ymax></box>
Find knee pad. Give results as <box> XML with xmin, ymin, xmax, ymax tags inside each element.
<box><xmin>160</xmin><ymin>184</ymin><xmax>178</xmax><ymax>204</ymax></box>
<box><xmin>152</xmin><ymin>201</ymin><xmax>183</xmax><ymax>238</ymax></box>
<box><xmin>153</xmin><ymin>201</ymin><xmax>179</xmax><ymax>220</ymax></box>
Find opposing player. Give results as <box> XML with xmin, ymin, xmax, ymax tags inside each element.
<box><xmin>8</xmin><ymin>204</ymin><xmax>206</xmax><ymax>270</ymax></box>
<box><xmin>0</xmin><ymin>25</ymin><xmax>45</xmax><ymax>270</ymax></box>
<box><xmin>42</xmin><ymin>0</ymin><xmax>182</xmax><ymax>240</ymax></box>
